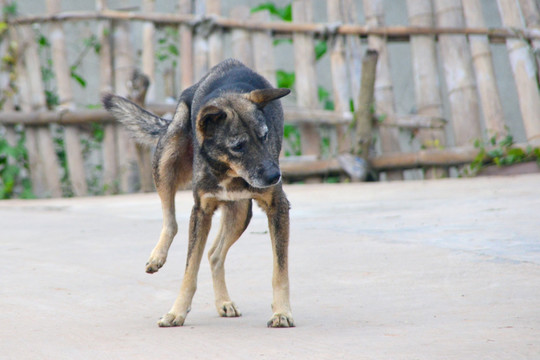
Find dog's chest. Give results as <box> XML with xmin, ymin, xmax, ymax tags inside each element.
<box><xmin>203</xmin><ymin>178</ymin><xmax>254</xmax><ymax>201</ymax></box>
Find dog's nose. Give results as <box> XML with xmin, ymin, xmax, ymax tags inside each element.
<box><xmin>260</xmin><ymin>161</ymin><xmax>281</xmax><ymax>186</ymax></box>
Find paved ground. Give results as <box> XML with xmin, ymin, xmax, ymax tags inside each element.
<box><xmin>1</xmin><ymin>174</ymin><xmax>539</xmax><ymax>359</ymax></box>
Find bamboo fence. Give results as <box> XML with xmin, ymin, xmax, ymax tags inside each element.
<box><xmin>1</xmin><ymin>0</ymin><xmax>540</xmax><ymax>197</ymax></box>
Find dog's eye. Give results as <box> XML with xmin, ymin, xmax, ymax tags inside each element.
<box><xmin>231</xmin><ymin>141</ymin><xmax>246</xmax><ymax>153</ymax></box>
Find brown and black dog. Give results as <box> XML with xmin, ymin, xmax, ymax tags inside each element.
<box><xmin>103</xmin><ymin>59</ymin><xmax>294</xmax><ymax>328</ymax></box>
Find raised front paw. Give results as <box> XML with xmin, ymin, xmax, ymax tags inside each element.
<box><xmin>217</xmin><ymin>301</ymin><xmax>241</xmax><ymax>317</ymax></box>
<box><xmin>145</xmin><ymin>253</ymin><xmax>166</xmax><ymax>274</ymax></box>
<box><xmin>157</xmin><ymin>312</ymin><xmax>185</xmax><ymax>327</ymax></box>
<box><xmin>267</xmin><ymin>312</ymin><xmax>295</xmax><ymax>328</ymax></box>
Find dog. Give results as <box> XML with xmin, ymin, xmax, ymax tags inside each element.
<box><xmin>102</xmin><ymin>59</ymin><xmax>294</xmax><ymax>328</ymax></box>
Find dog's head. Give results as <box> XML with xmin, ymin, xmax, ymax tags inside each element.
<box><xmin>196</xmin><ymin>88</ymin><xmax>290</xmax><ymax>189</ymax></box>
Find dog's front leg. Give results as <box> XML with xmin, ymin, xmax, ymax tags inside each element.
<box><xmin>257</xmin><ymin>187</ymin><xmax>295</xmax><ymax>328</ymax></box>
<box><xmin>158</xmin><ymin>198</ymin><xmax>217</xmax><ymax>327</ymax></box>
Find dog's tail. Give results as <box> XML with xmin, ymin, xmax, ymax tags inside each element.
<box><xmin>102</xmin><ymin>93</ymin><xmax>169</xmax><ymax>146</ymax></box>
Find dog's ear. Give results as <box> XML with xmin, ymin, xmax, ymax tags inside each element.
<box><xmin>244</xmin><ymin>88</ymin><xmax>291</xmax><ymax>109</ymax></box>
<box><xmin>197</xmin><ymin>105</ymin><xmax>226</xmax><ymax>139</ymax></box>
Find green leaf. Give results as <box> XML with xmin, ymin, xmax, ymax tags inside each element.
<box><xmin>276</xmin><ymin>70</ymin><xmax>295</xmax><ymax>89</ymax></box>
<box><xmin>70</xmin><ymin>70</ymin><xmax>87</xmax><ymax>88</ymax></box>
<box><xmin>315</xmin><ymin>41</ymin><xmax>327</xmax><ymax>61</ymax></box>
<box><xmin>251</xmin><ymin>3</ymin><xmax>292</xmax><ymax>22</ymax></box>
<box><xmin>167</xmin><ymin>44</ymin><xmax>179</xmax><ymax>56</ymax></box>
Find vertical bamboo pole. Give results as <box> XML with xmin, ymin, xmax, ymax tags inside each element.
<box><xmin>327</xmin><ymin>0</ymin><xmax>352</xmax><ymax>154</ymax></box>
<box><xmin>206</xmin><ymin>0</ymin><xmax>223</xmax><ymax>67</ymax></box>
<box><xmin>363</xmin><ymin>0</ymin><xmax>402</xmax><ymax>180</ymax></box>
<box><xmin>406</xmin><ymin>0</ymin><xmax>446</xmax><ymax>179</ymax></box>
<box><xmin>128</xmin><ymin>70</ymin><xmax>154</xmax><ymax>192</ymax></box>
<box><xmin>230</xmin><ymin>6</ymin><xmax>253</xmax><ymax>68</ymax></box>
<box><xmin>179</xmin><ymin>0</ymin><xmax>194</xmax><ymax>90</ymax></box>
<box><xmin>342</xmin><ymin>0</ymin><xmax>362</xmax><ymax>110</ymax></box>
<box><xmin>113</xmin><ymin>17</ymin><xmax>139</xmax><ymax>192</ymax></box>
<box><xmin>251</xmin><ymin>10</ymin><xmax>277</xmax><ymax>87</ymax></box>
<box><xmin>355</xmin><ymin>50</ymin><xmax>379</xmax><ymax>160</ymax></box>
<box><xmin>292</xmin><ymin>0</ymin><xmax>321</xmax><ymax>158</ymax></box>
<box><xmin>97</xmin><ymin>0</ymin><xmax>118</xmax><ymax>194</ymax></box>
<box><xmin>518</xmin><ymin>0</ymin><xmax>540</xmax><ymax>75</ymax></box>
<box><xmin>497</xmin><ymin>0</ymin><xmax>540</xmax><ymax>145</ymax></box>
<box><xmin>46</xmin><ymin>0</ymin><xmax>88</xmax><ymax>196</ymax></box>
<box><xmin>14</xmin><ymin>26</ymin><xmax>62</xmax><ymax>197</ymax></box>
<box><xmin>462</xmin><ymin>0</ymin><xmax>506</xmax><ymax>137</ymax></box>
<box><xmin>142</xmin><ymin>0</ymin><xmax>156</xmax><ymax>103</ymax></box>
<box><xmin>193</xmin><ymin>1</ymin><xmax>208</xmax><ymax>81</ymax></box>
<box><xmin>434</xmin><ymin>0</ymin><xmax>481</xmax><ymax>147</ymax></box>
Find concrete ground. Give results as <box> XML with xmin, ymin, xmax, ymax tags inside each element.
<box><xmin>1</xmin><ymin>174</ymin><xmax>539</xmax><ymax>359</ymax></box>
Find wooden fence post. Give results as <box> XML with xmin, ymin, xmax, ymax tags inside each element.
<box><xmin>327</xmin><ymin>0</ymin><xmax>352</xmax><ymax>155</ymax></box>
<box><xmin>342</xmin><ymin>0</ymin><xmax>362</xmax><ymax>111</ymax></box>
<box><xmin>251</xmin><ymin>10</ymin><xmax>277</xmax><ymax>88</ymax></box>
<box><xmin>462</xmin><ymin>0</ymin><xmax>506</xmax><ymax>137</ymax></box>
<box><xmin>97</xmin><ymin>0</ymin><xmax>118</xmax><ymax>195</ymax></box>
<box><xmin>498</xmin><ymin>0</ymin><xmax>540</xmax><ymax>145</ymax></box>
<box><xmin>46</xmin><ymin>0</ymin><xmax>88</xmax><ymax>196</ymax></box>
<box><xmin>193</xmin><ymin>1</ymin><xmax>208</xmax><ymax>81</ymax></box>
<box><xmin>14</xmin><ymin>25</ymin><xmax>62</xmax><ymax>197</ymax></box>
<box><xmin>128</xmin><ymin>70</ymin><xmax>154</xmax><ymax>192</ymax></box>
<box><xmin>113</xmin><ymin>19</ymin><xmax>139</xmax><ymax>193</ymax></box>
<box><xmin>231</xmin><ymin>6</ymin><xmax>254</xmax><ymax>68</ymax></box>
<box><xmin>179</xmin><ymin>0</ymin><xmax>194</xmax><ymax>90</ymax></box>
<box><xmin>142</xmin><ymin>0</ymin><xmax>156</xmax><ymax>103</ymax></box>
<box><xmin>434</xmin><ymin>0</ymin><xmax>482</xmax><ymax>147</ymax></box>
<box><xmin>355</xmin><ymin>50</ymin><xmax>378</xmax><ymax>159</ymax></box>
<box><xmin>206</xmin><ymin>0</ymin><xmax>222</xmax><ymax>67</ymax></box>
<box><xmin>406</xmin><ymin>0</ymin><xmax>447</xmax><ymax>179</ymax></box>
<box><xmin>518</xmin><ymin>0</ymin><xmax>540</xmax><ymax>77</ymax></box>
<box><xmin>292</xmin><ymin>0</ymin><xmax>321</xmax><ymax>158</ymax></box>
<box><xmin>363</xmin><ymin>0</ymin><xmax>402</xmax><ymax>180</ymax></box>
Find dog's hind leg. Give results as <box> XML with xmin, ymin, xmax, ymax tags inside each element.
<box><xmin>158</xmin><ymin>197</ymin><xmax>218</xmax><ymax>327</ymax></box>
<box><xmin>146</xmin><ymin>103</ymin><xmax>193</xmax><ymax>274</ymax></box>
<box><xmin>207</xmin><ymin>200</ymin><xmax>253</xmax><ymax>317</ymax></box>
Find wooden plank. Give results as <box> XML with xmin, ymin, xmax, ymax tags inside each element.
<box><xmin>342</xmin><ymin>0</ymin><xmax>362</xmax><ymax>111</ymax></box>
<box><xmin>230</xmin><ymin>6</ymin><xmax>253</xmax><ymax>67</ymax></box>
<box><xmin>518</xmin><ymin>0</ymin><xmax>540</xmax><ymax>77</ymax></box>
<box><xmin>406</xmin><ymin>0</ymin><xmax>447</xmax><ymax>179</ymax></box>
<box><xmin>462</xmin><ymin>0</ymin><xmax>506</xmax><ymax>137</ymax></box>
<box><xmin>498</xmin><ymin>0</ymin><xmax>540</xmax><ymax>145</ymax></box>
<box><xmin>47</xmin><ymin>0</ymin><xmax>88</xmax><ymax>196</ymax></box>
<box><xmin>363</xmin><ymin>0</ymin><xmax>402</xmax><ymax>180</ymax></box>
<box><xmin>292</xmin><ymin>0</ymin><xmax>321</xmax><ymax>157</ymax></box>
<box><xmin>434</xmin><ymin>0</ymin><xmax>482</xmax><ymax>146</ymax></box>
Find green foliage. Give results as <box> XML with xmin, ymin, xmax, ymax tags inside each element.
<box><xmin>314</xmin><ymin>40</ymin><xmax>327</xmax><ymax>61</ymax></box>
<box><xmin>251</xmin><ymin>2</ymin><xmax>292</xmax><ymax>22</ymax></box>
<box><xmin>318</xmin><ymin>86</ymin><xmax>334</xmax><ymax>110</ymax></box>
<box><xmin>462</xmin><ymin>133</ymin><xmax>540</xmax><ymax>176</ymax></box>
<box><xmin>156</xmin><ymin>27</ymin><xmax>179</xmax><ymax>67</ymax></box>
<box><xmin>276</xmin><ymin>70</ymin><xmax>295</xmax><ymax>89</ymax></box>
<box><xmin>0</xmin><ymin>133</ymin><xmax>34</xmax><ymax>199</ymax></box>
<box><xmin>283</xmin><ymin>124</ymin><xmax>301</xmax><ymax>156</ymax></box>
<box><xmin>2</xmin><ymin>1</ymin><xmax>17</xmax><ymax>17</ymax></box>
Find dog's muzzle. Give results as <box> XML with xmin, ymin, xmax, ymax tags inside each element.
<box><xmin>255</xmin><ymin>160</ymin><xmax>282</xmax><ymax>188</ymax></box>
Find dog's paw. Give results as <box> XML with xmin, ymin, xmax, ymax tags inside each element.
<box><xmin>267</xmin><ymin>313</ymin><xmax>295</xmax><ymax>328</ymax></box>
<box><xmin>157</xmin><ymin>312</ymin><xmax>185</xmax><ymax>327</ymax></box>
<box><xmin>217</xmin><ymin>301</ymin><xmax>241</xmax><ymax>317</ymax></box>
<box><xmin>145</xmin><ymin>254</ymin><xmax>166</xmax><ymax>274</ymax></box>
